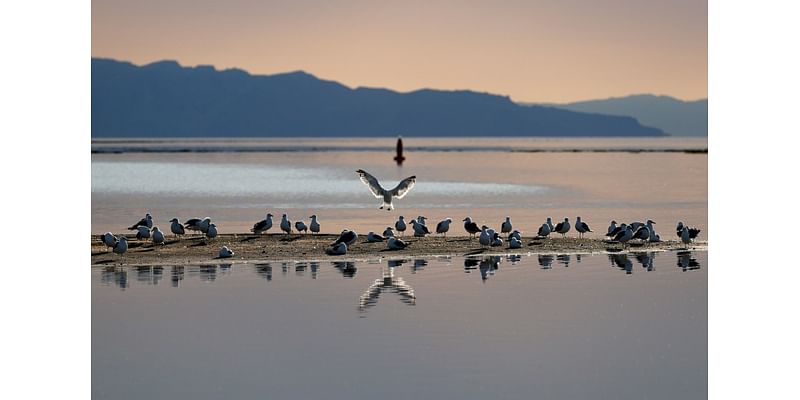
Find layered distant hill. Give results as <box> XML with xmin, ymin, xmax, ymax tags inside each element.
<box><xmin>540</xmin><ymin>95</ymin><xmax>707</xmax><ymax>137</ymax></box>
<box><xmin>91</xmin><ymin>58</ymin><xmax>665</xmax><ymax>138</ymax></box>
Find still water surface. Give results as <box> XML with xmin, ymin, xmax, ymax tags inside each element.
<box><xmin>93</xmin><ymin>250</ymin><xmax>706</xmax><ymax>399</ymax></box>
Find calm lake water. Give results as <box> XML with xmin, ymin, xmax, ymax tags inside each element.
<box><xmin>91</xmin><ymin>137</ymin><xmax>707</xmax><ymax>238</ymax></box>
<box><xmin>92</xmin><ymin>250</ymin><xmax>707</xmax><ymax>400</ymax></box>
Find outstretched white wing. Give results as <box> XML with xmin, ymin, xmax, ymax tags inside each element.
<box><xmin>356</xmin><ymin>169</ymin><xmax>386</xmax><ymax>198</ymax></box>
<box><xmin>390</xmin><ymin>176</ymin><xmax>416</xmax><ymax>199</ymax></box>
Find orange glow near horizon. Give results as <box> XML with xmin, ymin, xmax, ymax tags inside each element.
<box><xmin>92</xmin><ymin>0</ymin><xmax>707</xmax><ymax>103</ymax></box>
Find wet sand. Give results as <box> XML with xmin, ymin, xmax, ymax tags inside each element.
<box><xmin>91</xmin><ymin>233</ymin><xmax>708</xmax><ymax>266</ymax></box>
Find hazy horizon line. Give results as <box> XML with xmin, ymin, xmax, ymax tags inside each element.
<box><xmin>92</xmin><ymin>56</ymin><xmax>708</xmax><ymax>105</ymax></box>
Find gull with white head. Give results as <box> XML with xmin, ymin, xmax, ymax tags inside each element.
<box><xmin>356</xmin><ymin>169</ymin><xmax>416</xmax><ymax>211</ymax></box>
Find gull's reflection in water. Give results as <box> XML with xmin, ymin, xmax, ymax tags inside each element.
<box><xmin>479</xmin><ymin>256</ymin><xmax>501</xmax><ymax>282</ymax></box>
<box><xmin>332</xmin><ymin>261</ymin><xmax>357</xmax><ymax>278</ymax></box>
<box><xmin>255</xmin><ymin>263</ymin><xmax>272</xmax><ymax>281</ymax></box>
<box><xmin>576</xmin><ymin>254</ymin><xmax>582</xmax><ymax>264</ymax></box>
<box><xmin>101</xmin><ymin>266</ymin><xmax>128</xmax><ymax>290</ymax></box>
<box><xmin>135</xmin><ymin>266</ymin><xmax>164</xmax><ymax>285</ymax></box>
<box><xmin>539</xmin><ymin>254</ymin><xmax>555</xmax><ymax>269</ymax></box>
<box><xmin>677</xmin><ymin>251</ymin><xmax>702</xmax><ymax>271</ymax></box>
<box><xmin>170</xmin><ymin>266</ymin><xmax>184</xmax><ymax>287</ymax></box>
<box><xmin>359</xmin><ymin>265</ymin><xmax>416</xmax><ymax>314</ymax></box>
<box><xmin>188</xmin><ymin>265</ymin><xmax>218</xmax><ymax>282</ymax></box>
<box><xmin>389</xmin><ymin>259</ymin><xmax>409</xmax><ymax>269</ymax></box>
<box><xmin>310</xmin><ymin>261</ymin><xmax>319</xmax><ymax>279</ymax></box>
<box><xmin>281</xmin><ymin>262</ymin><xmax>289</xmax><ymax>276</ymax></box>
<box><xmin>506</xmin><ymin>254</ymin><xmax>522</xmax><ymax>265</ymax></box>
<box><xmin>412</xmin><ymin>259</ymin><xmax>428</xmax><ymax>273</ymax></box>
<box><xmin>295</xmin><ymin>262</ymin><xmax>307</xmax><ymax>277</ymax></box>
<box><xmin>609</xmin><ymin>254</ymin><xmax>634</xmax><ymax>275</ymax></box>
<box><xmin>634</xmin><ymin>252</ymin><xmax>656</xmax><ymax>271</ymax></box>
<box><xmin>557</xmin><ymin>254</ymin><xmax>571</xmax><ymax>267</ymax></box>
<box><xmin>463</xmin><ymin>257</ymin><xmax>479</xmax><ymax>273</ymax></box>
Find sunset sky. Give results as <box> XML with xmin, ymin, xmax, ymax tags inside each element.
<box><xmin>92</xmin><ymin>0</ymin><xmax>707</xmax><ymax>103</ymax></box>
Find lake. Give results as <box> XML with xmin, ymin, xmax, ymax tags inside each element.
<box><xmin>92</xmin><ymin>250</ymin><xmax>707</xmax><ymax>399</ymax></box>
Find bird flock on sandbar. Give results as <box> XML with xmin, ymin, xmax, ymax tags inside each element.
<box><xmin>98</xmin><ymin>210</ymin><xmax>702</xmax><ymax>259</ymax></box>
<box><xmin>97</xmin><ymin>169</ymin><xmax>701</xmax><ymax>258</ymax></box>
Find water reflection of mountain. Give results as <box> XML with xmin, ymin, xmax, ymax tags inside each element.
<box><xmin>359</xmin><ymin>267</ymin><xmax>416</xmax><ymax>313</ymax></box>
<box><xmin>677</xmin><ymin>251</ymin><xmax>702</xmax><ymax>271</ymax></box>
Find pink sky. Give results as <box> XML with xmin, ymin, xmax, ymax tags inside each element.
<box><xmin>92</xmin><ymin>0</ymin><xmax>707</xmax><ymax>103</ymax></box>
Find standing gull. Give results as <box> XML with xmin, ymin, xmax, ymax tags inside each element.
<box><xmin>280</xmin><ymin>214</ymin><xmax>292</xmax><ymax>235</ymax></box>
<box><xmin>607</xmin><ymin>221</ymin><xmax>618</xmax><ymax>236</ymax></box>
<box><xmin>479</xmin><ymin>227</ymin><xmax>493</xmax><ymax>247</ymax></box>
<box><xmin>152</xmin><ymin>227</ymin><xmax>166</xmax><ymax>245</ymax></box>
<box><xmin>410</xmin><ymin>220</ymin><xmax>430</xmax><ymax>237</ymax></box>
<box><xmin>436</xmin><ymin>218</ymin><xmax>452</xmax><ymax>237</ymax></box>
<box><xmin>554</xmin><ymin>218</ymin><xmax>571</xmax><ymax>237</ymax></box>
<box><xmin>676</xmin><ymin>222</ymin><xmax>701</xmax><ymax>240</ymax></box>
<box><xmin>356</xmin><ymin>169</ymin><xmax>417</xmax><ymax>211</ymax></box>
<box><xmin>128</xmin><ymin>213</ymin><xmax>153</xmax><ymax>230</ymax></box>
<box><xmin>501</xmin><ymin>217</ymin><xmax>513</xmax><ymax>234</ymax></box>
<box><xmin>537</xmin><ymin>223</ymin><xmax>551</xmax><ymax>239</ymax></box>
<box><xmin>135</xmin><ymin>225</ymin><xmax>151</xmax><ymax>240</ymax></box>
<box><xmin>205</xmin><ymin>223</ymin><xmax>218</xmax><ymax>239</ymax></box>
<box><xmin>251</xmin><ymin>213</ymin><xmax>274</xmax><ymax>234</ymax></box>
<box><xmin>612</xmin><ymin>225</ymin><xmax>634</xmax><ymax>246</ymax></box>
<box><xmin>395</xmin><ymin>216</ymin><xmax>407</xmax><ymax>236</ymax></box>
<box><xmin>169</xmin><ymin>218</ymin><xmax>185</xmax><ymax>238</ymax></box>
<box><xmin>100</xmin><ymin>232</ymin><xmax>117</xmax><ymax>252</ymax></box>
<box><xmin>295</xmin><ymin>220</ymin><xmax>308</xmax><ymax>234</ymax></box>
<box><xmin>463</xmin><ymin>217</ymin><xmax>481</xmax><ymax>238</ymax></box>
<box><xmin>309</xmin><ymin>215</ymin><xmax>321</xmax><ymax>234</ymax></box>
<box><xmin>575</xmin><ymin>217</ymin><xmax>592</xmax><ymax>239</ymax></box>
<box><xmin>113</xmin><ymin>236</ymin><xmax>128</xmax><ymax>255</ymax></box>
<box><xmin>546</xmin><ymin>217</ymin><xmax>555</xmax><ymax>232</ymax></box>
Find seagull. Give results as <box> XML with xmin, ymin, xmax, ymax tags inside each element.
<box><xmin>491</xmin><ymin>232</ymin><xmax>503</xmax><ymax>247</ymax></box>
<box><xmin>219</xmin><ymin>246</ymin><xmax>234</xmax><ymax>258</ymax></box>
<box><xmin>632</xmin><ymin>225</ymin><xmax>650</xmax><ymax>243</ymax></box>
<box><xmin>169</xmin><ymin>218</ymin><xmax>185</xmax><ymax>238</ymax></box>
<box><xmin>128</xmin><ymin>213</ymin><xmax>153</xmax><ymax>230</ymax></box>
<box><xmin>280</xmin><ymin>214</ymin><xmax>292</xmax><ymax>235</ymax></box>
<box><xmin>501</xmin><ymin>217</ymin><xmax>513</xmax><ymax>234</ymax></box>
<box><xmin>205</xmin><ymin>223</ymin><xmax>218</xmax><ymax>239</ymax></box>
<box><xmin>607</xmin><ymin>220</ymin><xmax>618</xmax><ymax>235</ymax></box>
<box><xmin>546</xmin><ymin>217</ymin><xmax>555</xmax><ymax>232</ymax></box>
<box><xmin>575</xmin><ymin>217</ymin><xmax>592</xmax><ymax>238</ymax></box>
<box><xmin>630</xmin><ymin>221</ymin><xmax>645</xmax><ymax>232</ymax></box>
<box><xmin>252</xmin><ymin>213</ymin><xmax>274</xmax><ymax>234</ymax></box>
<box><xmin>606</xmin><ymin>223</ymin><xmax>628</xmax><ymax>238</ymax></box>
<box><xmin>367</xmin><ymin>232</ymin><xmax>385</xmax><ymax>242</ymax></box>
<box><xmin>383</xmin><ymin>227</ymin><xmax>395</xmax><ymax>237</ymax></box>
<box><xmin>152</xmin><ymin>227</ymin><xmax>166</xmax><ymax>245</ymax></box>
<box><xmin>295</xmin><ymin>220</ymin><xmax>308</xmax><ymax>234</ymax></box>
<box><xmin>100</xmin><ymin>232</ymin><xmax>117</xmax><ymax>251</ymax></box>
<box><xmin>184</xmin><ymin>217</ymin><xmax>210</xmax><ymax>233</ymax></box>
<box><xmin>395</xmin><ymin>216</ymin><xmax>407</xmax><ymax>236</ymax></box>
<box><xmin>410</xmin><ymin>220</ymin><xmax>430</xmax><ymax>237</ymax></box>
<box><xmin>676</xmin><ymin>222</ymin><xmax>701</xmax><ymax>240</ymax></box>
<box><xmin>332</xmin><ymin>229</ymin><xmax>358</xmax><ymax>246</ymax></box>
<box><xmin>113</xmin><ymin>236</ymin><xmax>128</xmax><ymax>255</ymax></box>
<box><xmin>387</xmin><ymin>236</ymin><xmax>409</xmax><ymax>250</ymax></box>
<box><xmin>479</xmin><ymin>227</ymin><xmax>493</xmax><ymax>247</ymax></box>
<box><xmin>327</xmin><ymin>242</ymin><xmax>348</xmax><ymax>255</ymax></box>
<box><xmin>681</xmin><ymin>225</ymin><xmax>692</xmax><ymax>247</ymax></box>
<box><xmin>509</xmin><ymin>236</ymin><xmax>522</xmax><ymax>249</ymax></box>
<box><xmin>416</xmin><ymin>216</ymin><xmax>428</xmax><ymax>226</ymax></box>
<box><xmin>463</xmin><ymin>217</ymin><xmax>481</xmax><ymax>238</ymax></box>
<box><xmin>537</xmin><ymin>223</ymin><xmax>551</xmax><ymax>238</ymax></box>
<box><xmin>554</xmin><ymin>218</ymin><xmax>571</xmax><ymax>237</ymax></box>
<box><xmin>612</xmin><ymin>225</ymin><xmax>634</xmax><ymax>245</ymax></box>
<box><xmin>508</xmin><ymin>230</ymin><xmax>522</xmax><ymax>241</ymax></box>
<box><xmin>436</xmin><ymin>218</ymin><xmax>452</xmax><ymax>236</ymax></box>
<box><xmin>135</xmin><ymin>225</ymin><xmax>151</xmax><ymax>240</ymax></box>
<box><xmin>309</xmin><ymin>215</ymin><xmax>320</xmax><ymax>234</ymax></box>
<box><xmin>356</xmin><ymin>169</ymin><xmax>417</xmax><ymax>211</ymax></box>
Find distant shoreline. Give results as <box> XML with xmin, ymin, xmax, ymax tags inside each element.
<box><xmin>91</xmin><ymin>233</ymin><xmax>708</xmax><ymax>267</ymax></box>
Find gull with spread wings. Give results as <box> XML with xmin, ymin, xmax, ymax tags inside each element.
<box><xmin>356</xmin><ymin>169</ymin><xmax>416</xmax><ymax>211</ymax></box>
